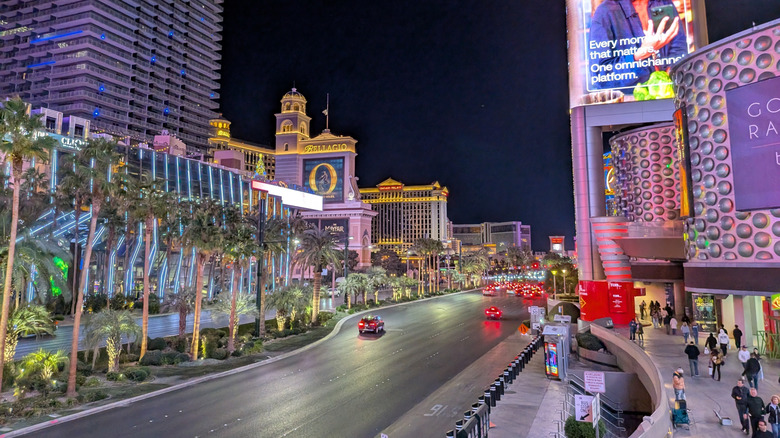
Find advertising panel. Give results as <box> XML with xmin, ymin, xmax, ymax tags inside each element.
<box><xmin>544</xmin><ymin>342</ymin><xmax>560</xmax><ymax>378</ymax></box>
<box><xmin>673</xmin><ymin>107</ymin><xmax>693</xmax><ymax>217</ymax></box>
<box><xmin>579</xmin><ymin>280</ymin><xmax>636</xmax><ymax>324</ymax></box>
<box><xmin>303</xmin><ymin>218</ymin><xmax>350</xmax><ymax>243</ymax></box>
<box><xmin>567</xmin><ymin>0</ymin><xmax>697</xmax><ymax>107</ymax></box>
<box><xmin>303</xmin><ymin>158</ymin><xmax>344</xmax><ymax>204</ymax></box>
<box><xmin>726</xmin><ymin>75</ymin><xmax>780</xmax><ymax>211</ymax></box>
<box><xmin>607</xmin><ymin>281</ymin><xmax>632</xmax><ymax>314</ymax></box>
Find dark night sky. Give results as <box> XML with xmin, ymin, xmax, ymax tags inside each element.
<box><xmin>219</xmin><ymin>1</ymin><xmax>780</xmax><ymax>251</ymax></box>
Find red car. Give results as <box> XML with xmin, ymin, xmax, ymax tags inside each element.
<box><xmin>485</xmin><ymin>306</ymin><xmax>502</xmax><ymax>320</ymax></box>
<box><xmin>358</xmin><ymin>315</ymin><xmax>385</xmax><ymax>334</ymax></box>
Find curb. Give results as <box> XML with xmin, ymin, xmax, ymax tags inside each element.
<box><xmin>2</xmin><ymin>288</ymin><xmax>478</xmax><ymax>437</ymax></box>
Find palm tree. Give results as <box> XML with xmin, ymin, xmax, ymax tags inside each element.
<box><xmin>181</xmin><ymin>198</ymin><xmax>224</xmax><ymax>360</ymax></box>
<box><xmin>365</xmin><ymin>266</ymin><xmax>387</xmax><ymax>304</ymax></box>
<box><xmin>18</xmin><ymin>349</ymin><xmax>68</xmax><ymax>397</ymax></box>
<box><xmin>160</xmin><ymin>286</ymin><xmax>196</xmax><ymax>339</ymax></box>
<box><xmin>4</xmin><ymin>305</ymin><xmax>54</xmax><ymax>363</ymax></box>
<box><xmin>222</xmin><ymin>212</ymin><xmax>258</xmax><ymax>352</ymax></box>
<box><xmin>211</xmin><ymin>293</ymin><xmax>259</xmax><ymax>352</ymax></box>
<box><xmin>294</xmin><ymin>228</ymin><xmax>341</xmax><ymax>324</ymax></box>
<box><xmin>65</xmin><ymin>137</ymin><xmax>123</xmax><ymax>397</ymax></box>
<box><xmin>267</xmin><ymin>285</ymin><xmax>311</xmax><ymax>331</ymax></box>
<box><xmin>100</xmin><ymin>203</ymin><xmax>126</xmax><ymax>298</ymax></box>
<box><xmin>0</xmin><ymin>97</ymin><xmax>57</xmax><ymax>390</ymax></box>
<box><xmin>400</xmin><ymin>275</ymin><xmax>419</xmax><ymax>298</ymax></box>
<box><xmin>128</xmin><ymin>176</ymin><xmax>170</xmax><ymax>360</ymax></box>
<box><xmin>338</xmin><ymin>272</ymin><xmax>367</xmax><ymax>308</ymax></box>
<box><xmin>84</xmin><ymin>309</ymin><xmax>140</xmax><ymax>372</ymax></box>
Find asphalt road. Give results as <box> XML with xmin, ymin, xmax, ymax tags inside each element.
<box><xmin>30</xmin><ymin>290</ymin><xmax>540</xmax><ymax>438</ymax></box>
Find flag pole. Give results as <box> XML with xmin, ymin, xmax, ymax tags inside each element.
<box><xmin>324</xmin><ymin>93</ymin><xmax>330</xmax><ymax>130</ymax></box>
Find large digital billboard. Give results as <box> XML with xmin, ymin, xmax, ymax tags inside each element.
<box><xmin>567</xmin><ymin>0</ymin><xmax>697</xmax><ymax>107</ymax></box>
<box><xmin>303</xmin><ymin>158</ymin><xmax>344</xmax><ymax>204</ymax></box>
<box><xmin>304</xmin><ymin>218</ymin><xmax>349</xmax><ymax>243</ymax></box>
<box><xmin>726</xmin><ymin>75</ymin><xmax>780</xmax><ymax>211</ymax></box>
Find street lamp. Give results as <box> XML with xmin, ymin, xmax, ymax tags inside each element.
<box><xmin>406</xmin><ymin>250</ymin><xmax>412</xmax><ymax>277</ymax></box>
<box><xmin>562</xmin><ymin>269</ymin><xmax>567</xmax><ymax>296</ymax></box>
<box><xmin>343</xmin><ymin>235</ymin><xmax>354</xmax><ymax>278</ymax></box>
<box><xmin>551</xmin><ymin>269</ymin><xmax>558</xmax><ymax>298</ymax></box>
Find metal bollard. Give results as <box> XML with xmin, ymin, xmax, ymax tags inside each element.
<box><xmin>515</xmin><ymin>358</ymin><xmax>524</xmax><ymax>373</ymax></box>
<box><xmin>504</xmin><ymin>370</ymin><xmax>512</xmax><ymax>384</ymax></box>
<box><xmin>478</xmin><ymin>395</ymin><xmax>486</xmax><ymax>406</ymax></box>
<box><xmin>455</xmin><ymin>419</ymin><xmax>465</xmax><ymax>431</ymax></box>
<box><xmin>491</xmin><ymin>383</ymin><xmax>500</xmax><ymax>402</ymax></box>
<box><xmin>446</xmin><ymin>431</ymin><xmax>455</xmax><ymax>438</ymax></box>
<box><xmin>485</xmin><ymin>389</ymin><xmax>495</xmax><ymax>407</ymax></box>
<box><xmin>464</xmin><ymin>410</ymin><xmax>472</xmax><ymax>421</ymax></box>
<box><xmin>497</xmin><ymin>378</ymin><xmax>505</xmax><ymax>396</ymax></box>
<box><xmin>509</xmin><ymin>362</ymin><xmax>517</xmax><ymax>379</ymax></box>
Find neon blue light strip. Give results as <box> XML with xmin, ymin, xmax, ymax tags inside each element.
<box><xmin>175</xmin><ymin>156</ymin><xmax>181</xmax><ymax>194</ymax></box>
<box><xmin>27</xmin><ymin>264</ymin><xmax>36</xmax><ymax>302</ymax></box>
<box><xmin>53</xmin><ymin>211</ymin><xmax>90</xmax><ymax>238</ymax></box>
<box><xmin>158</xmin><ymin>258</ymin><xmax>168</xmax><ymax>298</ymax></box>
<box><xmin>151</xmin><ymin>150</ymin><xmax>156</xmax><ymax>179</ymax></box>
<box><xmin>219</xmin><ymin>169</ymin><xmax>225</xmax><ymax>205</ymax></box>
<box><xmin>228</xmin><ymin>172</ymin><xmax>234</xmax><ymax>204</ymax></box>
<box><xmin>164</xmin><ymin>154</ymin><xmax>170</xmax><ymax>192</ymax></box>
<box><xmin>208</xmin><ymin>264</ymin><xmax>215</xmax><ymax>299</ymax></box>
<box><xmin>80</xmin><ymin>224</ymin><xmax>105</xmax><ymax>247</ymax></box>
<box><xmin>172</xmin><ymin>250</ymin><xmax>184</xmax><ymax>295</ymax></box>
<box><xmin>239</xmin><ymin>180</ymin><xmax>245</xmax><ymax>210</ymax></box>
<box><xmin>26</xmin><ymin>60</ymin><xmax>55</xmax><ymax>68</ymax></box>
<box><xmin>107</xmin><ymin>235</ymin><xmax>124</xmax><ymax>297</ymax></box>
<box><xmin>186</xmin><ymin>159</ymin><xmax>192</xmax><ymax>199</ymax></box>
<box><xmin>31</xmin><ymin>30</ymin><xmax>83</xmax><ymax>43</ymax></box>
<box><xmin>208</xmin><ymin>165</ymin><xmax>214</xmax><ymax>200</ymax></box>
<box><xmin>188</xmin><ymin>248</ymin><xmax>196</xmax><ymax>286</ymax></box>
<box><xmin>229</xmin><ymin>268</ymin><xmax>235</xmax><ymax>296</ymax></box>
<box><xmin>125</xmin><ymin>223</ymin><xmax>143</xmax><ymax>294</ymax></box>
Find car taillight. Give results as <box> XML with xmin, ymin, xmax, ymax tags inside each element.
<box><xmin>358</xmin><ymin>322</ymin><xmax>365</xmax><ymax>328</ymax></box>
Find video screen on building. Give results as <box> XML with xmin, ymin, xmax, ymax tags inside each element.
<box><xmin>304</xmin><ymin>218</ymin><xmax>350</xmax><ymax>243</ymax></box>
<box><xmin>567</xmin><ymin>0</ymin><xmax>697</xmax><ymax>107</ymax></box>
<box><xmin>673</xmin><ymin>106</ymin><xmax>694</xmax><ymax>217</ymax></box>
<box><xmin>303</xmin><ymin>158</ymin><xmax>344</xmax><ymax>204</ymax></box>
<box><xmin>726</xmin><ymin>75</ymin><xmax>780</xmax><ymax>211</ymax></box>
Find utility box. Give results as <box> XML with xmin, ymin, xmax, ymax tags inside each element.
<box><xmin>542</xmin><ymin>323</ymin><xmax>570</xmax><ymax>380</ymax></box>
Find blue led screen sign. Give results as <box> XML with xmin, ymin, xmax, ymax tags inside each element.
<box><xmin>303</xmin><ymin>158</ymin><xmax>344</xmax><ymax>204</ymax></box>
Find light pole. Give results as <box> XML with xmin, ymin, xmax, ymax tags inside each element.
<box><xmin>406</xmin><ymin>250</ymin><xmax>411</xmax><ymax>277</ymax></box>
<box><xmin>343</xmin><ymin>235</ymin><xmax>353</xmax><ymax>279</ymax></box>
<box><xmin>562</xmin><ymin>269</ymin><xmax>567</xmax><ymax>296</ymax></box>
<box><xmin>551</xmin><ymin>269</ymin><xmax>557</xmax><ymax>299</ymax></box>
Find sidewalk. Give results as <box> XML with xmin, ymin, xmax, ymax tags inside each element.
<box><xmin>618</xmin><ymin>320</ymin><xmax>780</xmax><ymax>437</ymax></box>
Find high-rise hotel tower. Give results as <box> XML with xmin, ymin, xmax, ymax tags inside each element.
<box><xmin>0</xmin><ymin>0</ymin><xmax>222</xmax><ymax>153</ymax></box>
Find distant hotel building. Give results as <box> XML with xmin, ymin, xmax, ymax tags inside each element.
<box><xmin>208</xmin><ymin>116</ymin><xmax>276</xmax><ymax>179</ymax></box>
<box><xmin>359</xmin><ymin>178</ymin><xmax>450</xmax><ymax>254</ymax></box>
<box><xmin>0</xmin><ymin>0</ymin><xmax>223</xmax><ymax>153</ymax></box>
<box><xmin>452</xmin><ymin>221</ymin><xmax>531</xmax><ymax>255</ymax></box>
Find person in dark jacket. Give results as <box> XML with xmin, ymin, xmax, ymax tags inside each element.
<box><xmin>747</xmin><ymin>388</ymin><xmax>766</xmax><ymax>437</ymax></box>
<box><xmin>629</xmin><ymin>318</ymin><xmax>638</xmax><ymax>341</ymax></box>
<box><xmin>744</xmin><ymin>354</ymin><xmax>762</xmax><ymax>390</ymax></box>
<box><xmin>706</xmin><ymin>333</ymin><xmax>718</xmax><ymax>352</ymax></box>
<box><xmin>756</xmin><ymin>420</ymin><xmax>775</xmax><ymax>438</ymax></box>
<box><xmin>733</xmin><ymin>379</ymin><xmax>750</xmax><ymax>434</ymax></box>
<box><xmin>734</xmin><ymin>325</ymin><xmax>744</xmax><ymax>349</ymax></box>
<box><xmin>684</xmin><ymin>341</ymin><xmax>700</xmax><ymax>377</ymax></box>
<box><xmin>765</xmin><ymin>395</ymin><xmax>780</xmax><ymax>438</ymax></box>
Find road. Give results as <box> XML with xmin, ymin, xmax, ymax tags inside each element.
<box><xmin>30</xmin><ymin>290</ymin><xmax>540</xmax><ymax>438</ymax></box>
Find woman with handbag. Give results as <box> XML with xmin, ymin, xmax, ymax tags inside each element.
<box><xmin>710</xmin><ymin>350</ymin><xmax>723</xmax><ymax>381</ymax></box>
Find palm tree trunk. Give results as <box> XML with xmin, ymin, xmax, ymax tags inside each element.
<box><xmin>104</xmin><ymin>227</ymin><xmax>115</xmax><ymax>304</ymax></box>
<box><xmin>259</xmin><ymin>253</ymin><xmax>268</xmax><ymax>337</ymax></box>
<box><xmin>0</xmin><ymin>173</ymin><xmax>21</xmax><ymax>390</ymax></box>
<box><xmin>140</xmin><ymin>216</ymin><xmax>152</xmax><ymax>360</ymax></box>
<box><xmin>228</xmin><ymin>267</ymin><xmax>238</xmax><ymax>353</ymax></box>
<box><xmin>312</xmin><ymin>265</ymin><xmax>322</xmax><ymax>324</ymax></box>
<box><xmin>178</xmin><ymin>304</ymin><xmax>187</xmax><ymax>338</ymax></box>
<box><xmin>71</xmin><ymin>199</ymin><xmax>81</xmax><ymax>315</ymax></box>
<box><xmin>67</xmin><ymin>200</ymin><xmax>101</xmax><ymax>397</ymax></box>
<box><xmin>190</xmin><ymin>254</ymin><xmax>206</xmax><ymax>360</ymax></box>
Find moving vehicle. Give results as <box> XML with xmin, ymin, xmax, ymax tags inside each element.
<box><xmin>484</xmin><ymin>306</ymin><xmax>502</xmax><ymax>320</ymax></box>
<box><xmin>358</xmin><ymin>315</ymin><xmax>385</xmax><ymax>334</ymax></box>
<box><xmin>482</xmin><ymin>285</ymin><xmax>497</xmax><ymax>296</ymax></box>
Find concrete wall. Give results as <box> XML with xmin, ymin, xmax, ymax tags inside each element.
<box><xmin>591</xmin><ymin>325</ymin><xmax>672</xmax><ymax>438</ymax></box>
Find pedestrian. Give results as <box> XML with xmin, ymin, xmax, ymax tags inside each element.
<box><xmin>719</xmin><ymin>329</ymin><xmax>730</xmax><ymax>356</ymax></box>
<box><xmin>734</xmin><ymin>378</ymin><xmax>751</xmax><ymax>434</ymax></box>
<box><xmin>636</xmin><ymin>320</ymin><xmax>644</xmax><ymax>342</ymax></box>
<box><xmin>684</xmin><ymin>341</ymin><xmax>700</xmax><ymax>377</ymax></box>
<box><xmin>664</xmin><ymin>313</ymin><xmax>672</xmax><ymax>335</ymax></box>
<box><xmin>710</xmin><ymin>350</ymin><xmax>722</xmax><ymax>381</ymax></box>
<box><xmin>670</xmin><ymin>316</ymin><xmax>678</xmax><ymax>335</ymax></box>
<box><xmin>673</xmin><ymin>368</ymin><xmax>685</xmax><ymax>400</ymax></box>
<box><xmin>748</xmin><ymin>387</ymin><xmax>766</xmax><ymax>437</ymax></box>
<box><xmin>639</xmin><ymin>300</ymin><xmax>646</xmax><ymax>319</ymax></box>
<box><xmin>651</xmin><ymin>309</ymin><xmax>659</xmax><ymax>328</ymax></box>
<box><xmin>691</xmin><ymin>320</ymin><xmax>700</xmax><ymax>345</ymax></box>
<box><xmin>706</xmin><ymin>332</ymin><xmax>718</xmax><ymax>354</ymax></box>
<box><xmin>754</xmin><ymin>348</ymin><xmax>765</xmax><ymax>382</ymax></box>
<box><xmin>740</xmin><ymin>345</ymin><xmax>752</xmax><ymax>370</ymax></box>
<box><xmin>744</xmin><ymin>353</ymin><xmax>762</xmax><ymax>390</ymax></box>
<box><xmin>681</xmin><ymin>321</ymin><xmax>690</xmax><ymax>344</ymax></box>
<box><xmin>735</xmin><ymin>325</ymin><xmax>744</xmax><ymax>349</ymax></box>
<box><xmin>756</xmin><ymin>420</ymin><xmax>774</xmax><ymax>438</ymax></box>
<box><xmin>681</xmin><ymin>313</ymin><xmax>691</xmax><ymax>325</ymax></box>
<box><xmin>765</xmin><ymin>395</ymin><xmax>780</xmax><ymax>438</ymax></box>
<box><xmin>629</xmin><ymin>317</ymin><xmax>637</xmax><ymax>341</ymax></box>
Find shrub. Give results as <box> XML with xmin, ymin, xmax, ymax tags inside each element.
<box><xmin>174</xmin><ymin>353</ymin><xmax>191</xmax><ymax>364</ymax></box>
<box><xmin>241</xmin><ymin>341</ymin><xmax>263</xmax><ymax>355</ymax></box>
<box><xmin>214</xmin><ymin>329</ymin><xmax>227</xmax><ymax>338</ymax></box>
<box><xmin>148</xmin><ymin>293</ymin><xmax>160</xmax><ymax>315</ymax></box>
<box><xmin>76</xmin><ymin>360</ymin><xmax>92</xmax><ymax>376</ymax></box>
<box><xmin>139</xmin><ymin>350</ymin><xmax>162</xmax><ymax>366</ymax></box>
<box><xmin>123</xmin><ymin>353</ymin><xmax>140</xmax><ymax>363</ymax></box>
<box><xmin>210</xmin><ymin>348</ymin><xmax>228</xmax><ymax>360</ymax></box>
<box><xmin>147</xmin><ymin>337</ymin><xmax>168</xmax><ymax>351</ymax></box>
<box><xmin>84</xmin><ymin>293</ymin><xmax>109</xmax><ymax>313</ymax></box>
<box><xmin>110</xmin><ymin>292</ymin><xmax>127</xmax><ymax>310</ymax></box>
<box><xmin>564</xmin><ymin>417</ymin><xmax>606</xmax><ymax>438</ymax></box>
<box><xmin>52</xmin><ymin>314</ymin><xmax>65</xmax><ymax>321</ymax></box>
<box><xmin>75</xmin><ymin>374</ymin><xmax>87</xmax><ymax>386</ymax></box>
<box><xmin>231</xmin><ymin>349</ymin><xmax>242</xmax><ymax>357</ymax></box>
<box><xmin>173</xmin><ymin>337</ymin><xmax>188</xmax><ymax>353</ymax></box>
<box><xmin>78</xmin><ymin>390</ymin><xmax>108</xmax><ymax>403</ymax></box>
<box><xmin>576</xmin><ymin>332</ymin><xmax>607</xmax><ymax>352</ymax></box>
<box><xmin>161</xmin><ymin>352</ymin><xmax>179</xmax><ymax>365</ymax></box>
<box><xmin>83</xmin><ymin>377</ymin><xmax>101</xmax><ymax>387</ymax></box>
<box><xmin>125</xmin><ymin>367</ymin><xmax>149</xmax><ymax>382</ymax></box>
<box><xmin>106</xmin><ymin>371</ymin><xmax>123</xmax><ymax>381</ymax></box>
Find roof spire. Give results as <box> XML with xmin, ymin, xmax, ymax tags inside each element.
<box><xmin>322</xmin><ymin>93</ymin><xmax>330</xmax><ymax>131</ymax></box>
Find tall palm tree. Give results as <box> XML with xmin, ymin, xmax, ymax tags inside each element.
<box><xmin>84</xmin><ymin>309</ymin><xmax>140</xmax><ymax>372</ymax></box>
<box><xmin>181</xmin><ymin>198</ymin><xmax>224</xmax><ymax>360</ymax></box>
<box><xmin>100</xmin><ymin>203</ymin><xmax>126</xmax><ymax>298</ymax></box>
<box><xmin>211</xmin><ymin>293</ymin><xmax>259</xmax><ymax>352</ymax></box>
<box><xmin>0</xmin><ymin>97</ymin><xmax>56</xmax><ymax>390</ymax></box>
<box><xmin>4</xmin><ymin>305</ymin><xmax>54</xmax><ymax>363</ymax></box>
<box><xmin>160</xmin><ymin>286</ymin><xmax>195</xmax><ymax>339</ymax></box>
<box><xmin>128</xmin><ymin>176</ymin><xmax>170</xmax><ymax>360</ymax></box>
<box><xmin>222</xmin><ymin>211</ymin><xmax>258</xmax><ymax>352</ymax></box>
<box><xmin>294</xmin><ymin>228</ymin><xmax>341</xmax><ymax>324</ymax></box>
<box><xmin>66</xmin><ymin>137</ymin><xmax>123</xmax><ymax>397</ymax></box>
<box><xmin>365</xmin><ymin>266</ymin><xmax>387</xmax><ymax>304</ymax></box>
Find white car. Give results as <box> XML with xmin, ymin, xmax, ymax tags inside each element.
<box><xmin>325</xmin><ymin>288</ymin><xmax>340</xmax><ymax>297</ymax></box>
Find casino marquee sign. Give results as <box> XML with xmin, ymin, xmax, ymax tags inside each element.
<box><xmin>302</xmin><ymin>142</ymin><xmax>354</xmax><ymax>154</ymax></box>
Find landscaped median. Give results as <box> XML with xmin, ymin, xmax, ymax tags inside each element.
<box><xmin>0</xmin><ymin>287</ymin><xmax>468</xmax><ymax>434</ymax></box>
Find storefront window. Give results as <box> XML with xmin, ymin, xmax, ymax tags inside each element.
<box><xmin>693</xmin><ymin>294</ymin><xmax>717</xmax><ymax>332</ymax></box>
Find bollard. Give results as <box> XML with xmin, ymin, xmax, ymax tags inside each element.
<box><xmin>504</xmin><ymin>370</ymin><xmax>512</xmax><ymax>384</ymax></box>
<box><xmin>491</xmin><ymin>383</ymin><xmax>500</xmax><ymax>401</ymax></box>
<box><xmin>517</xmin><ymin>355</ymin><xmax>525</xmax><ymax>370</ymax></box>
<box><xmin>455</xmin><ymin>419</ymin><xmax>465</xmax><ymax>431</ymax></box>
<box><xmin>464</xmin><ymin>410</ymin><xmax>472</xmax><ymax>421</ymax></box>
<box><xmin>446</xmin><ymin>430</ymin><xmax>455</xmax><ymax>438</ymax></box>
<box><xmin>478</xmin><ymin>396</ymin><xmax>486</xmax><ymax>406</ymax></box>
<box><xmin>485</xmin><ymin>389</ymin><xmax>495</xmax><ymax>407</ymax></box>
<box><xmin>509</xmin><ymin>362</ymin><xmax>517</xmax><ymax>379</ymax></box>
<box><xmin>497</xmin><ymin>378</ymin><xmax>505</xmax><ymax>396</ymax></box>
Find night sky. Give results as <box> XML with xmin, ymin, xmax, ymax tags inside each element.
<box><xmin>220</xmin><ymin>1</ymin><xmax>780</xmax><ymax>251</ymax></box>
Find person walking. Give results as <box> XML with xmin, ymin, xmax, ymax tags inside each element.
<box><xmin>681</xmin><ymin>321</ymin><xmax>690</xmax><ymax>344</ymax></box>
<box><xmin>754</xmin><ymin>348</ymin><xmax>765</xmax><ymax>383</ymax></box>
<box><xmin>734</xmin><ymin>325</ymin><xmax>744</xmax><ymax>349</ymax></box>
<box><xmin>756</xmin><ymin>420</ymin><xmax>775</xmax><ymax>438</ymax></box>
<box><xmin>744</xmin><ymin>353</ymin><xmax>762</xmax><ymax>390</ymax></box>
<box><xmin>629</xmin><ymin>317</ymin><xmax>638</xmax><ymax>341</ymax></box>
<box><xmin>748</xmin><ymin>387</ymin><xmax>766</xmax><ymax>437</ymax></box>
<box><xmin>673</xmin><ymin>368</ymin><xmax>686</xmax><ymax>400</ymax></box>
<box><xmin>636</xmin><ymin>320</ymin><xmax>644</xmax><ymax>343</ymax></box>
<box><xmin>651</xmin><ymin>309</ymin><xmax>659</xmax><ymax>328</ymax></box>
<box><xmin>664</xmin><ymin>313</ymin><xmax>672</xmax><ymax>335</ymax></box>
<box><xmin>684</xmin><ymin>341</ymin><xmax>700</xmax><ymax>377</ymax></box>
<box><xmin>765</xmin><ymin>395</ymin><xmax>780</xmax><ymax>438</ymax></box>
<box><xmin>681</xmin><ymin>313</ymin><xmax>691</xmax><ymax>325</ymax></box>
<box><xmin>670</xmin><ymin>316</ymin><xmax>678</xmax><ymax>335</ymax></box>
<box><xmin>706</xmin><ymin>332</ymin><xmax>718</xmax><ymax>354</ymax></box>
<box><xmin>710</xmin><ymin>350</ymin><xmax>723</xmax><ymax>381</ymax></box>
<box><xmin>691</xmin><ymin>320</ymin><xmax>700</xmax><ymax>345</ymax></box>
<box><xmin>734</xmin><ymin>379</ymin><xmax>751</xmax><ymax>434</ymax></box>
<box><xmin>639</xmin><ymin>300</ymin><xmax>646</xmax><ymax>320</ymax></box>
<box><xmin>719</xmin><ymin>329</ymin><xmax>731</xmax><ymax>357</ymax></box>
<box><xmin>740</xmin><ymin>345</ymin><xmax>752</xmax><ymax>370</ymax></box>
